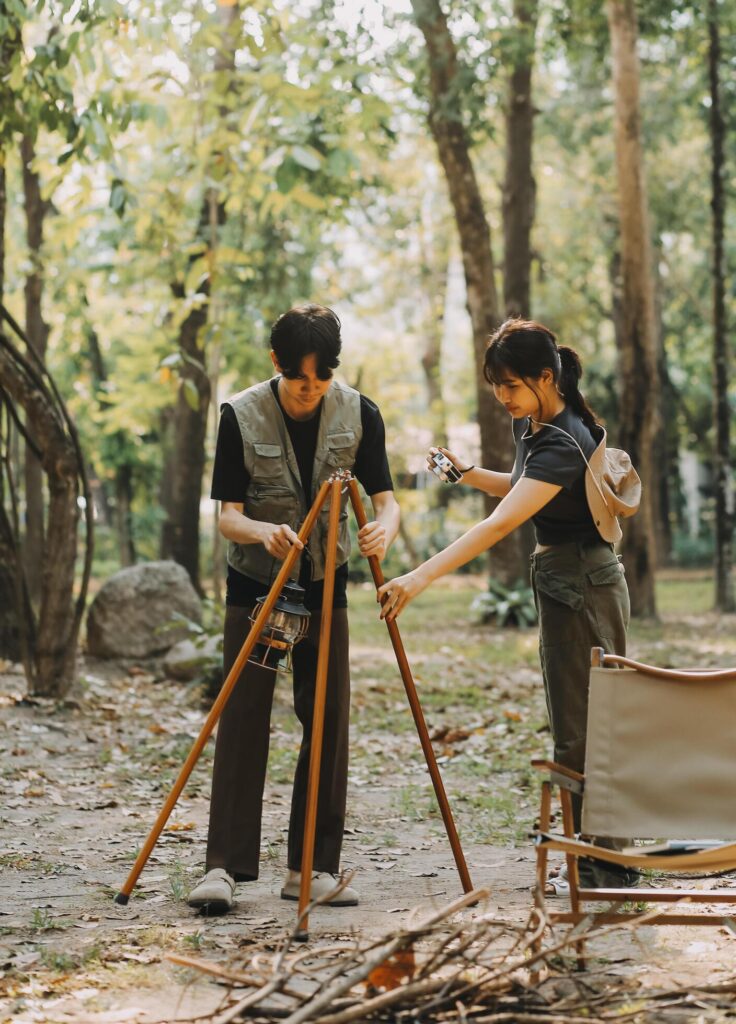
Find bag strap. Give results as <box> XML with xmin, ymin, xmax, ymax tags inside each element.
<box><xmin>523</xmin><ymin>419</ymin><xmax>614</xmax><ymax>515</ymax></box>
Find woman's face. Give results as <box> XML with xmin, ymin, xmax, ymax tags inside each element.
<box><xmin>492</xmin><ymin>371</ymin><xmax>550</xmax><ymax>419</ymax></box>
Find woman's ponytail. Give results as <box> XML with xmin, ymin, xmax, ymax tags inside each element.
<box><xmin>557</xmin><ymin>346</ymin><xmax>597</xmax><ymax>432</ymax></box>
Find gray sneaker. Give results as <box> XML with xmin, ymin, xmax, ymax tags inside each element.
<box><xmin>187</xmin><ymin>868</ymin><xmax>235</xmax><ymax>912</ymax></box>
<box><xmin>280</xmin><ymin>871</ymin><xmax>359</xmax><ymax>906</ymax></box>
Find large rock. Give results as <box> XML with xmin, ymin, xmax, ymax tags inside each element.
<box><xmin>86</xmin><ymin>561</ymin><xmax>202</xmax><ymax>659</ymax></box>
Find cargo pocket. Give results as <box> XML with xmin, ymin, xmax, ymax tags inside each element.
<box><xmin>586</xmin><ymin>558</ymin><xmax>629</xmax><ymax>641</ymax></box>
<box><xmin>325</xmin><ymin>430</ymin><xmax>356</xmax><ymax>469</ymax></box>
<box><xmin>586</xmin><ymin>560</ymin><xmax>625</xmax><ymax>587</ymax></box>
<box><xmin>534</xmin><ymin>570</ymin><xmax>584</xmax><ymax>611</ymax></box>
<box><xmin>533</xmin><ymin>568</ymin><xmax>585</xmax><ymax>647</ymax></box>
<box><xmin>247</xmin><ymin>484</ymin><xmax>298</xmax><ymax>525</ymax></box>
<box><xmin>252</xmin><ymin>442</ymin><xmax>285</xmax><ymax>482</ymax></box>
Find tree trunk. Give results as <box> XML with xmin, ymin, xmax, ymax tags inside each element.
<box><xmin>21</xmin><ymin>135</ymin><xmax>50</xmax><ymax>602</ymax></box>
<box><xmin>418</xmin><ymin>188</ymin><xmax>450</xmax><ymax>448</ymax></box>
<box><xmin>0</xmin><ymin>160</ymin><xmax>5</xmax><ymax>301</ymax></box>
<box><xmin>410</xmin><ymin>0</ymin><xmax>526</xmax><ymax>585</ymax></box>
<box><xmin>502</xmin><ymin>0</ymin><xmax>538</xmax><ymax>319</ymax></box>
<box><xmin>85</xmin><ymin>318</ymin><xmax>136</xmax><ymax>566</ymax></box>
<box><xmin>159</xmin><ymin>2</ymin><xmax>239</xmax><ymax>593</ymax></box>
<box><xmin>0</xmin><ymin>328</ymin><xmax>85</xmax><ymax>696</ymax></box>
<box><xmin>0</xmin><ymin>160</ymin><xmax>20</xmax><ymax>659</ymax></box>
<box><xmin>652</xmin><ymin>240</ymin><xmax>675</xmax><ymax>564</ymax></box>
<box><xmin>708</xmin><ymin>0</ymin><xmax>733</xmax><ymax>611</ymax></box>
<box><xmin>606</xmin><ymin>0</ymin><xmax>658</xmax><ymax>618</ymax></box>
<box><xmin>159</xmin><ymin>281</ymin><xmax>211</xmax><ymax>591</ymax></box>
<box><xmin>209</xmin><ymin>328</ymin><xmax>224</xmax><ymax>604</ymax></box>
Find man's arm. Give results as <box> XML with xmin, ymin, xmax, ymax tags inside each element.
<box><xmin>219</xmin><ymin>501</ymin><xmax>303</xmax><ymax>559</ymax></box>
<box><xmin>357</xmin><ymin>489</ymin><xmax>400</xmax><ymax>562</ymax></box>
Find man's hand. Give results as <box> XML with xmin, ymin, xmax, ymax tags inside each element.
<box><xmin>357</xmin><ymin>519</ymin><xmax>388</xmax><ymax>561</ymax></box>
<box><xmin>260</xmin><ymin>522</ymin><xmax>303</xmax><ymax>559</ymax></box>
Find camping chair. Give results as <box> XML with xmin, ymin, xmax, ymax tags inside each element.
<box><xmin>532</xmin><ymin>646</ymin><xmax>736</xmax><ymax>963</ymax></box>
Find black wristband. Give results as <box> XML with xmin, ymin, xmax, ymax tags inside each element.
<box><xmin>459</xmin><ymin>464</ymin><xmax>475</xmax><ymax>475</ymax></box>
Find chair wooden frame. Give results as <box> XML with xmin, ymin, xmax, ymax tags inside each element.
<box><xmin>532</xmin><ymin>647</ymin><xmax>736</xmax><ymax>965</ymax></box>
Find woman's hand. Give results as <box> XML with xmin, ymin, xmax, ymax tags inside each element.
<box><xmin>376</xmin><ymin>569</ymin><xmax>429</xmax><ymax>621</ymax></box>
<box><xmin>427</xmin><ymin>445</ymin><xmax>467</xmax><ymax>475</ymax></box>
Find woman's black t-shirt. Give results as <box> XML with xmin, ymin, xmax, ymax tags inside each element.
<box><xmin>511</xmin><ymin>407</ymin><xmax>600</xmax><ymax>546</ymax></box>
<box><xmin>211</xmin><ymin>379</ymin><xmax>393</xmax><ymax>609</ymax></box>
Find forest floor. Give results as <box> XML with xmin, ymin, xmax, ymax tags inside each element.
<box><xmin>1</xmin><ymin>573</ymin><xmax>736</xmax><ymax>1024</ymax></box>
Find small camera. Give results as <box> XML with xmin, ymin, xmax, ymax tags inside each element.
<box><xmin>430</xmin><ymin>452</ymin><xmax>463</xmax><ymax>484</ymax></box>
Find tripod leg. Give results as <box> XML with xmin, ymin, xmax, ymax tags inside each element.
<box><xmin>113</xmin><ymin>480</ymin><xmax>331</xmax><ymax>905</ymax></box>
<box><xmin>296</xmin><ymin>477</ymin><xmax>343</xmax><ymax>938</ymax></box>
<box><xmin>347</xmin><ymin>479</ymin><xmax>474</xmax><ymax>894</ymax></box>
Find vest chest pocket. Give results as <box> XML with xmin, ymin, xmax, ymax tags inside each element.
<box><xmin>325</xmin><ymin>430</ymin><xmax>356</xmax><ymax>468</ymax></box>
<box><xmin>251</xmin><ymin>442</ymin><xmax>286</xmax><ymax>483</ymax></box>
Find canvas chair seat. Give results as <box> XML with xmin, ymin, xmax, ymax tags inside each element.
<box><xmin>530</xmin><ymin>648</ymin><xmax>736</xmax><ymax>967</ymax></box>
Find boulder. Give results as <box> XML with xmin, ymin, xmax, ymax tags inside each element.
<box><xmin>164</xmin><ymin>634</ymin><xmax>222</xmax><ymax>682</ymax></box>
<box><xmin>86</xmin><ymin>561</ymin><xmax>202</xmax><ymax>659</ymax></box>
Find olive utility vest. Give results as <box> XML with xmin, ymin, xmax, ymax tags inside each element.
<box><xmin>225</xmin><ymin>378</ymin><xmax>363</xmax><ymax>585</ymax></box>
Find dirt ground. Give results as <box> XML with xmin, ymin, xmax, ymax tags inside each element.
<box><xmin>2</xmin><ymin>584</ymin><xmax>735</xmax><ymax>1023</ymax></box>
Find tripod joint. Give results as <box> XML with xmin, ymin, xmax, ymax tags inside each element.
<box><xmin>329</xmin><ymin>469</ymin><xmax>353</xmax><ymax>493</ymax></box>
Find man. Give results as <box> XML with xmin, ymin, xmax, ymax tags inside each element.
<box><xmin>187</xmin><ymin>304</ymin><xmax>400</xmax><ymax>913</ymax></box>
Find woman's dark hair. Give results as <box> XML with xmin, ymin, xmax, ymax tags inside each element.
<box><xmin>270</xmin><ymin>303</ymin><xmax>341</xmax><ymax>380</ymax></box>
<box><xmin>483</xmin><ymin>318</ymin><xmax>598</xmax><ymax>431</ymax></box>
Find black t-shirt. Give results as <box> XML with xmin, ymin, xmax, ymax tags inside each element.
<box><xmin>211</xmin><ymin>378</ymin><xmax>393</xmax><ymax>609</ymax></box>
<box><xmin>511</xmin><ymin>407</ymin><xmax>601</xmax><ymax>545</ymax></box>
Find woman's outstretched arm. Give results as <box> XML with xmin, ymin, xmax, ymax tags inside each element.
<box><xmin>377</xmin><ymin>476</ymin><xmax>561</xmax><ymax>620</ymax></box>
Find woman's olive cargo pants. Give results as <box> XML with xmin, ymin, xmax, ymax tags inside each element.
<box><xmin>531</xmin><ymin>540</ymin><xmax>629</xmax><ymax>832</ymax></box>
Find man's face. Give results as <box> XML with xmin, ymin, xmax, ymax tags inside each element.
<box><xmin>272</xmin><ymin>351</ymin><xmax>333</xmax><ymax>418</ymax></box>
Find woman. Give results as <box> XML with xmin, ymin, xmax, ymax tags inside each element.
<box><xmin>378</xmin><ymin>318</ymin><xmax>635</xmax><ymax>891</ymax></box>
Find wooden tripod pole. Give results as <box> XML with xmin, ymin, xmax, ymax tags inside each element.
<box><xmin>296</xmin><ymin>477</ymin><xmax>342</xmax><ymax>938</ymax></box>
<box><xmin>347</xmin><ymin>479</ymin><xmax>474</xmax><ymax>894</ymax></box>
<box><xmin>113</xmin><ymin>480</ymin><xmax>332</xmax><ymax>905</ymax></box>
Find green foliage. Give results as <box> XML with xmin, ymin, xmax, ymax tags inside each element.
<box><xmin>669</xmin><ymin>530</ymin><xmax>715</xmax><ymax>568</ymax></box>
<box><xmin>2</xmin><ymin>0</ymin><xmax>732</xmax><ymax>597</ymax></box>
<box><xmin>471</xmin><ymin>579</ymin><xmax>538</xmax><ymax>629</ymax></box>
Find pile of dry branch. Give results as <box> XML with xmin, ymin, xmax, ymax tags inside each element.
<box><xmin>169</xmin><ymin>889</ymin><xmax>736</xmax><ymax>1024</ymax></box>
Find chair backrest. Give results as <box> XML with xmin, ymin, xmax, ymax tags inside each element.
<box><xmin>582</xmin><ymin>656</ymin><xmax>736</xmax><ymax>839</ymax></box>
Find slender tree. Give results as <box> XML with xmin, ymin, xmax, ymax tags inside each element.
<box><xmin>159</xmin><ymin>1</ymin><xmax>240</xmax><ymax>592</ymax></box>
<box><xmin>503</xmin><ymin>0</ymin><xmax>538</xmax><ymax>319</ymax></box>
<box><xmin>21</xmin><ymin>134</ymin><xmax>50</xmax><ymax>601</ymax></box>
<box><xmin>418</xmin><ymin>185</ymin><xmax>451</xmax><ymax>449</ymax></box>
<box><xmin>708</xmin><ymin>0</ymin><xmax>733</xmax><ymax>611</ymax></box>
<box><xmin>606</xmin><ymin>0</ymin><xmax>659</xmax><ymax>617</ymax></box>
<box><xmin>410</xmin><ymin>0</ymin><xmax>527</xmax><ymax>585</ymax></box>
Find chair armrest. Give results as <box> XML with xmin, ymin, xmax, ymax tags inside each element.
<box><xmin>531</xmin><ymin>759</ymin><xmax>584</xmax><ymax>795</ymax></box>
<box><xmin>531</xmin><ymin>758</ymin><xmax>584</xmax><ymax>781</ymax></box>
<box><xmin>592</xmin><ymin>647</ymin><xmax>736</xmax><ymax>681</ymax></box>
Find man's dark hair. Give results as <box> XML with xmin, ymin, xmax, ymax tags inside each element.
<box><xmin>270</xmin><ymin>304</ymin><xmax>342</xmax><ymax>380</ymax></box>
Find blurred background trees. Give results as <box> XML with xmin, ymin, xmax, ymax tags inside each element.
<box><xmin>1</xmin><ymin>0</ymin><xmax>733</xmax><ymax>693</ymax></box>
